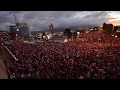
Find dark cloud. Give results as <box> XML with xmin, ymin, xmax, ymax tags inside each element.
<box><xmin>0</xmin><ymin>11</ymin><xmax>119</xmax><ymax>31</ymax></box>
<box><xmin>83</xmin><ymin>11</ymin><xmax>107</xmax><ymax>18</ymax></box>
<box><xmin>82</xmin><ymin>11</ymin><xmax>110</xmax><ymax>25</ymax></box>
<box><xmin>8</xmin><ymin>11</ymin><xmax>23</xmax><ymax>14</ymax></box>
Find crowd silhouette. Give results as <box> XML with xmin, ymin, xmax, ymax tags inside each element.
<box><xmin>6</xmin><ymin>31</ymin><xmax>120</xmax><ymax>79</ymax></box>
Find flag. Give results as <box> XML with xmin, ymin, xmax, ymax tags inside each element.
<box><xmin>49</xmin><ymin>23</ymin><xmax>53</xmax><ymax>29</ymax></box>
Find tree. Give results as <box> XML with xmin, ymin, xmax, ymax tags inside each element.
<box><xmin>64</xmin><ymin>28</ymin><xmax>72</xmax><ymax>39</ymax></box>
<box><xmin>114</xmin><ymin>26</ymin><xmax>119</xmax><ymax>33</ymax></box>
<box><xmin>103</xmin><ymin>23</ymin><xmax>114</xmax><ymax>33</ymax></box>
<box><xmin>109</xmin><ymin>24</ymin><xmax>114</xmax><ymax>33</ymax></box>
<box><xmin>64</xmin><ymin>28</ymin><xmax>70</xmax><ymax>35</ymax></box>
<box><xmin>103</xmin><ymin>22</ymin><xmax>106</xmax><ymax>30</ymax></box>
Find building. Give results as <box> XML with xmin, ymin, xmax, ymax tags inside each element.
<box><xmin>116</xmin><ymin>29</ymin><xmax>120</xmax><ymax>32</ymax></box>
<box><xmin>8</xmin><ymin>23</ymin><xmax>30</xmax><ymax>38</ymax></box>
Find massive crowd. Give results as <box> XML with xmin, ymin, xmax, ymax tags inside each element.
<box><xmin>5</xmin><ymin>31</ymin><xmax>120</xmax><ymax>79</ymax></box>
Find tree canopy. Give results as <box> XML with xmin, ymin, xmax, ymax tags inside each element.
<box><xmin>103</xmin><ymin>23</ymin><xmax>114</xmax><ymax>33</ymax></box>
<box><xmin>64</xmin><ymin>28</ymin><xmax>72</xmax><ymax>39</ymax></box>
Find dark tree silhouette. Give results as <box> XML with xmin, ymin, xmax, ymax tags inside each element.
<box><xmin>64</xmin><ymin>28</ymin><xmax>72</xmax><ymax>39</ymax></box>
<box><xmin>103</xmin><ymin>23</ymin><xmax>114</xmax><ymax>33</ymax></box>
<box><xmin>64</xmin><ymin>28</ymin><xmax>70</xmax><ymax>35</ymax></box>
<box><xmin>103</xmin><ymin>23</ymin><xmax>106</xmax><ymax>30</ymax></box>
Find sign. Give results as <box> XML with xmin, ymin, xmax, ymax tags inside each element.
<box><xmin>49</xmin><ymin>23</ymin><xmax>53</xmax><ymax>29</ymax></box>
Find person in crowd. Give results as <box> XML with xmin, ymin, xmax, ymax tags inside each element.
<box><xmin>6</xmin><ymin>31</ymin><xmax>120</xmax><ymax>79</ymax></box>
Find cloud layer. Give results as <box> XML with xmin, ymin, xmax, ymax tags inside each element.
<box><xmin>0</xmin><ymin>11</ymin><xmax>120</xmax><ymax>31</ymax></box>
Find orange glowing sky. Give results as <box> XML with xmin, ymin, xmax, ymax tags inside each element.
<box><xmin>108</xmin><ymin>12</ymin><xmax>120</xmax><ymax>26</ymax></box>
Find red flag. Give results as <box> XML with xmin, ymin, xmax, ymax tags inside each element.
<box><xmin>49</xmin><ymin>23</ymin><xmax>53</xmax><ymax>29</ymax></box>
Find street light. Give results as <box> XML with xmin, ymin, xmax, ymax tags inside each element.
<box><xmin>115</xmin><ymin>35</ymin><xmax>117</xmax><ymax>38</ymax></box>
<box><xmin>16</xmin><ymin>29</ymin><xmax>19</xmax><ymax>31</ymax></box>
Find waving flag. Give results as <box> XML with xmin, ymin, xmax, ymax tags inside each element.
<box><xmin>49</xmin><ymin>23</ymin><xmax>53</xmax><ymax>29</ymax></box>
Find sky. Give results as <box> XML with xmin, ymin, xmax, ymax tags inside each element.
<box><xmin>0</xmin><ymin>11</ymin><xmax>120</xmax><ymax>31</ymax></box>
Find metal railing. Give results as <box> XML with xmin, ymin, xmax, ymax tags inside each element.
<box><xmin>4</xmin><ymin>45</ymin><xmax>18</xmax><ymax>61</ymax></box>
<box><xmin>3</xmin><ymin>44</ymin><xmax>18</xmax><ymax>79</ymax></box>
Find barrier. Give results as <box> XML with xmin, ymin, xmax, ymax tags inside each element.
<box><xmin>3</xmin><ymin>45</ymin><xmax>18</xmax><ymax>79</ymax></box>
<box><xmin>4</xmin><ymin>45</ymin><xmax>18</xmax><ymax>61</ymax></box>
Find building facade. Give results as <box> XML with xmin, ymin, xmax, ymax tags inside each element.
<box><xmin>8</xmin><ymin>23</ymin><xmax>30</xmax><ymax>38</ymax></box>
